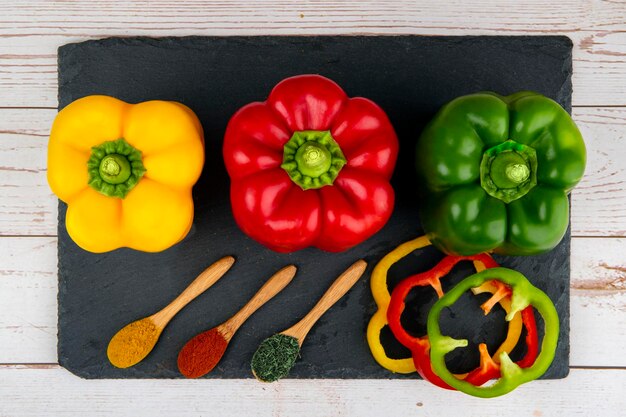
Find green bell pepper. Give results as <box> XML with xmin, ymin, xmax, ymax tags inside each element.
<box><xmin>416</xmin><ymin>92</ymin><xmax>586</xmax><ymax>255</ymax></box>
<box><xmin>427</xmin><ymin>267</ymin><xmax>559</xmax><ymax>398</ymax></box>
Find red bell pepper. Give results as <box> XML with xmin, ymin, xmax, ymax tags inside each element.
<box><xmin>223</xmin><ymin>75</ymin><xmax>399</xmax><ymax>252</ymax></box>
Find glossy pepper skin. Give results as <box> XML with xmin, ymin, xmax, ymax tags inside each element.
<box><xmin>416</xmin><ymin>92</ymin><xmax>586</xmax><ymax>256</ymax></box>
<box><xmin>223</xmin><ymin>75</ymin><xmax>399</xmax><ymax>252</ymax></box>
<box><xmin>48</xmin><ymin>95</ymin><xmax>204</xmax><ymax>253</ymax></box>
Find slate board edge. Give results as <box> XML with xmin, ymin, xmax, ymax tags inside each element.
<box><xmin>57</xmin><ymin>36</ymin><xmax>574</xmax><ymax>111</ymax></box>
<box><xmin>55</xmin><ymin>35</ymin><xmax>573</xmax><ymax>380</ymax></box>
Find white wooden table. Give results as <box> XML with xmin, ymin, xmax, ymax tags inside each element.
<box><xmin>1</xmin><ymin>1</ymin><xmax>625</xmax><ymax>416</ymax></box>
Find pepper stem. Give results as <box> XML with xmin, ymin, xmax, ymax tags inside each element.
<box><xmin>87</xmin><ymin>138</ymin><xmax>146</xmax><ymax>199</ymax></box>
<box><xmin>99</xmin><ymin>154</ymin><xmax>132</xmax><ymax>184</ymax></box>
<box><xmin>480</xmin><ymin>140</ymin><xmax>537</xmax><ymax>203</ymax></box>
<box><xmin>505</xmin><ymin>164</ymin><xmax>530</xmax><ymax>184</ymax></box>
<box><xmin>295</xmin><ymin>142</ymin><xmax>332</xmax><ymax>178</ymax></box>
<box><xmin>281</xmin><ymin>131</ymin><xmax>346</xmax><ymax>190</ymax></box>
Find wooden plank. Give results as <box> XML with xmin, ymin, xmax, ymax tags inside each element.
<box><xmin>4</xmin><ymin>0</ymin><xmax>624</xmax><ymax>33</ymax></box>
<box><xmin>2</xmin><ymin>107</ymin><xmax>623</xmax><ymax>237</ymax></box>
<box><xmin>1</xmin><ymin>236</ymin><xmax>624</xmax><ymax>366</ymax></box>
<box><xmin>571</xmin><ymin>107</ymin><xmax>626</xmax><ymax>236</ymax></box>
<box><xmin>573</xmin><ymin>30</ymin><xmax>626</xmax><ymax>107</ymax></box>
<box><xmin>570</xmin><ymin>237</ymin><xmax>626</xmax><ymax>367</ymax></box>
<box><xmin>0</xmin><ymin>1</ymin><xmax>625</xmax><ymax>107</ymax></box>
<box><xmin>0</xmin><ymin>367</ymin><xmax>623</xmax><ymax>416</ymax></box>
<box><xmin>0</xmin><ymin>108</ymin><xmax>56</xmax><ymax>235</ymax></box>
<box><xmin>0</xmin><ymin>2</ymin><xmax>623</xmax><ymax>414</ymax></box>
<box><xmin>0</xmin><ymin>237</ymin><xmax>57</xmax><ymax>363</ymax></box>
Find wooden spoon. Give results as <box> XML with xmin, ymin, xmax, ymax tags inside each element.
<box><xmin>107</xmin><ymin>255</ymin><xmax>235</xmax><ymax>368</ymax></box>
<box><xmin>178</xmin><ymin>265</ymin><xmax>297</xmax><ymax>378</ymax></box>
<box><xmin>251</xmin><ymin>259</ymin><xmax>367</xmax><ymax>382</ymax></box>
<box><xmin>282</xmin><ymin>260</ymin><xmax>367</xmax><ymax>347</ymax></box>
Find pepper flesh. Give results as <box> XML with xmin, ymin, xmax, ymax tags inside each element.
<box><xmin>415</xmin><ymin>92</ymin><xmax>586</xmax><ymax>256</ymax></box>
<box><xmin>366</xmin><ymin>236</ymin><xmax>431</xmax><ymax>373</ymax></box>
<box><xmin>386</xmin><ymin>254</ymin><xmax>538</xmax><ymax>389</ymax></box>
<box><xmin>427</xmin><ymin>267</ymin><xmax>559</xmax><ymax>398</ymax></box>
<box><xmin>223</xmin><ymin>74</ymin><xmax>399</xmax><ymax>253</ymax></box>
<box><xmin>48</xmin><ymin>95</ymin><xmax>204</xmax><ymax>253</ymax></box>
<box><xmin>365</xmin><ymin>236</ymin><xmax>528</xmax><ymax>378</ymax></box>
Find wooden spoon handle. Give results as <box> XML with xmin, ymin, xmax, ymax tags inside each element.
<box><xmin>151</xmin><ymin>256</ymin><xmax>235</xmax><ymax>328</ymax></box>
<box><xmin>283</xmin><ymin>260</ymin><xmax>367</xmax><ymax>345</ymax></box>
<box><xmin>221</xmin><ymin>265</ymin><xmax>297</xmax><ymax>340</ymax></box>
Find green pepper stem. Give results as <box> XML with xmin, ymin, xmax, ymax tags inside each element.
<box><xmin>281</xmin><ymin>130</ymin><xmax>346</xmax><ymax>190</ymax></box>
<box><xmin>295</xmin><ymin>142</ymin><xmax>331</xmax><ymax>177</ymax></box>
<box><xmin>480</xmin><ymin>140</ymin><xmax>537</xmax><ymax>203</ymax></box>
<box><xmin>505</xmin><ymin>163</ymin><xmax>530</xmax><ymax>184</ymax></box>
<box><xmin>87</xmin><ymin>138</ymin><xmax>146</xmax><ymax>199</ymax></box>
<box><xmin>99</xmin><ymin>154</ymin><xmax>132</xmax><ymax>184</ymax></box>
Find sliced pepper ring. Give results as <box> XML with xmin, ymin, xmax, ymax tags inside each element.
<box><xmin>387</xmin><ymin>254</ymin><xmax>532</xmax><ymax>389</ymax></box>
<box><xmin>366</xmin><ymin>236</ymin><xmax>527</xmax><ymax>377</ymax></box>
<box><xmin>427</xmin><ymin>267</ymin><xmax>558</xmax><ymax>398</ymax></box>
<box><xmin>366</xmin><ymin>235</ymin><xmax>431</xmax><ymax>373</ymax></box>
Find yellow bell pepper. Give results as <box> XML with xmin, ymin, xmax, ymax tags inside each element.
<box><xmin>48</xmin><ymin>95</ymin><xmax>204</xmax><ymax>253</ymax></box>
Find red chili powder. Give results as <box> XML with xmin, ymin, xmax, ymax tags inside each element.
<box><xmin>177</xmin><ymin>328</ymin><xmax>228</xmax><ymax>378</ymax></box>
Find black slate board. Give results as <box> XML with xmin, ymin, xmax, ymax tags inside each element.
<box><xmin>57</xmin><ymin>36</ymin><xmax>571</xmax><ymax>379</ymax></box>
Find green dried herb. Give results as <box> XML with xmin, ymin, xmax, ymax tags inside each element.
<box><xmin>251</xmin><ymin>334</ymin><xmax>300</xmax><ymax>382</ymax></box>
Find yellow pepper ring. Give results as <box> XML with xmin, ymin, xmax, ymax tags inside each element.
<box><xmin>366</xmin><ymin>236</ymin><xmax>523</xmax><ymax>374</ymax></box>
<box><xmin>367</xmin><ymin>236</ymin><xmax>430</xmax><ymax>373</ymax></box>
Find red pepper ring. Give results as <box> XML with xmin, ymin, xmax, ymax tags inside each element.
<box><xmin>387</xmin><ymin>254</ymin><xmax>539</xmax><ymax>389</ymax></box>
<box><xmin>460</xmin><ymin>307</ymin><xmax>539</xmax><ymax>386</ymax></box>
<box><xmin>387</xmin><ymin>254</ymin><xmax>499</xmax><ymax>389</ymax></box>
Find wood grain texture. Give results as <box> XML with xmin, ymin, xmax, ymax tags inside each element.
<box><xmin>150</xmin><ymin>256</ymin><xmax>235</xmax><ymax>329</ymax></box>
<box><xmin>0</xmin><ymin>367</ymin><xmax>624</xmax><ymax>417</ymax></box>
<box><xmin>282</xmin><ymin>260</ymin><xmax>366</xmax><ymax>346</ymax></box>
<box><xmin>1</xmin><ymin>236</ymin><xmax>624</xmax><ymax>366</ymax></box>
<box><xmin>0</xmin><ymin>108</ymin><xmax>56</xmax><ymax>235</ymax></box>
<box><xmin>0</xmin><ymin>237</ymin><xmax>57</xmax><ymax>363</ymax></box>
<box><xmin>220</xmin><ymin>265</ymin><xmax>297</xmax><ymax>341</ymax></box>
<box><xmin>571</xmin><ymin>107</ymin><xmax>626</xmax><ymax>236</ymax></box>
<box><xmin>2</xmin><ymin>107</ymin><xmax>623</xmax><ymax>237</ymax></box>
<box><xmin>0</xmin><ymin>1</ymin><xmax>625</xmax><ymax>107</ymax></box>
<box><xmin>0</xmin><ymin>0</ymin><xmax>624</xmax><ymax>412</ymax></box>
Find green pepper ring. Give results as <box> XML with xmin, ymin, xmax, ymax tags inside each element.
<box><xmin>427</xmin><ymin>267</ymin><xmax>559</xmax><ymax>398</ymax></box>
